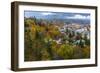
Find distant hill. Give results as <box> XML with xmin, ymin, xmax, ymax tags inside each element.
<box><xmin>46</xmin><ymin>18</ymin><xmax>90</xmax><ymax>25</ymax></box>
<box><xmin>25</xmin><ymin>16</ymin><xmax>90</xmax><ymax>25</ymax></box>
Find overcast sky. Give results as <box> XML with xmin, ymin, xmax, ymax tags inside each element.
<box><xmin>24</xmin><ymin>11</ymin><xmax>90</xmax><ymax>20</ymax></box>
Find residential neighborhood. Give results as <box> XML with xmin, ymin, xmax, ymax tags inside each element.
<box><xmin>24</xmin><ymin>11</ymin><xmax>90</xmax><ymax>61</ymax></box>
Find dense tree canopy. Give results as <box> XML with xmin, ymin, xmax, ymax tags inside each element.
<box><xmin>24</xmin><ymin>17</ymin><xmax>90</xmax><ymax>61</ymax></box>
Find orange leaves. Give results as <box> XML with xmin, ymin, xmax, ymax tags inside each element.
<box><xmin>24</xmin><ymin>18</ymin><xmax>90</xmax><ymax>61</ymax></box>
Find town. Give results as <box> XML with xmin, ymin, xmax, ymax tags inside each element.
<box><xmin>24</xmin><ymin>16</ymin><xmax>90</xmax><ymax>61</ymax></box>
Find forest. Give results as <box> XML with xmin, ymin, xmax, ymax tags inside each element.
<box><xmin>24</xmin><ymin>17</ymin><xmax>90</xmax><ymax>61</ymax></box>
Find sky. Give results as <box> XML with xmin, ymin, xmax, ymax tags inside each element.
<box><xmin>24</xmin><ymin>11</ymin><xmax>90</xmax><ymax>20</ymax></box>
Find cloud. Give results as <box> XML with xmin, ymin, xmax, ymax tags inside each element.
<box><xmin>41</xmin><ymin>12</ymin><xmax>54</xmax><ymax>16</ymax></box>
<box><xmin>66</xmin><ymin>14</ymin><xmax>90</xmax><ymax>19</ymax></box>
